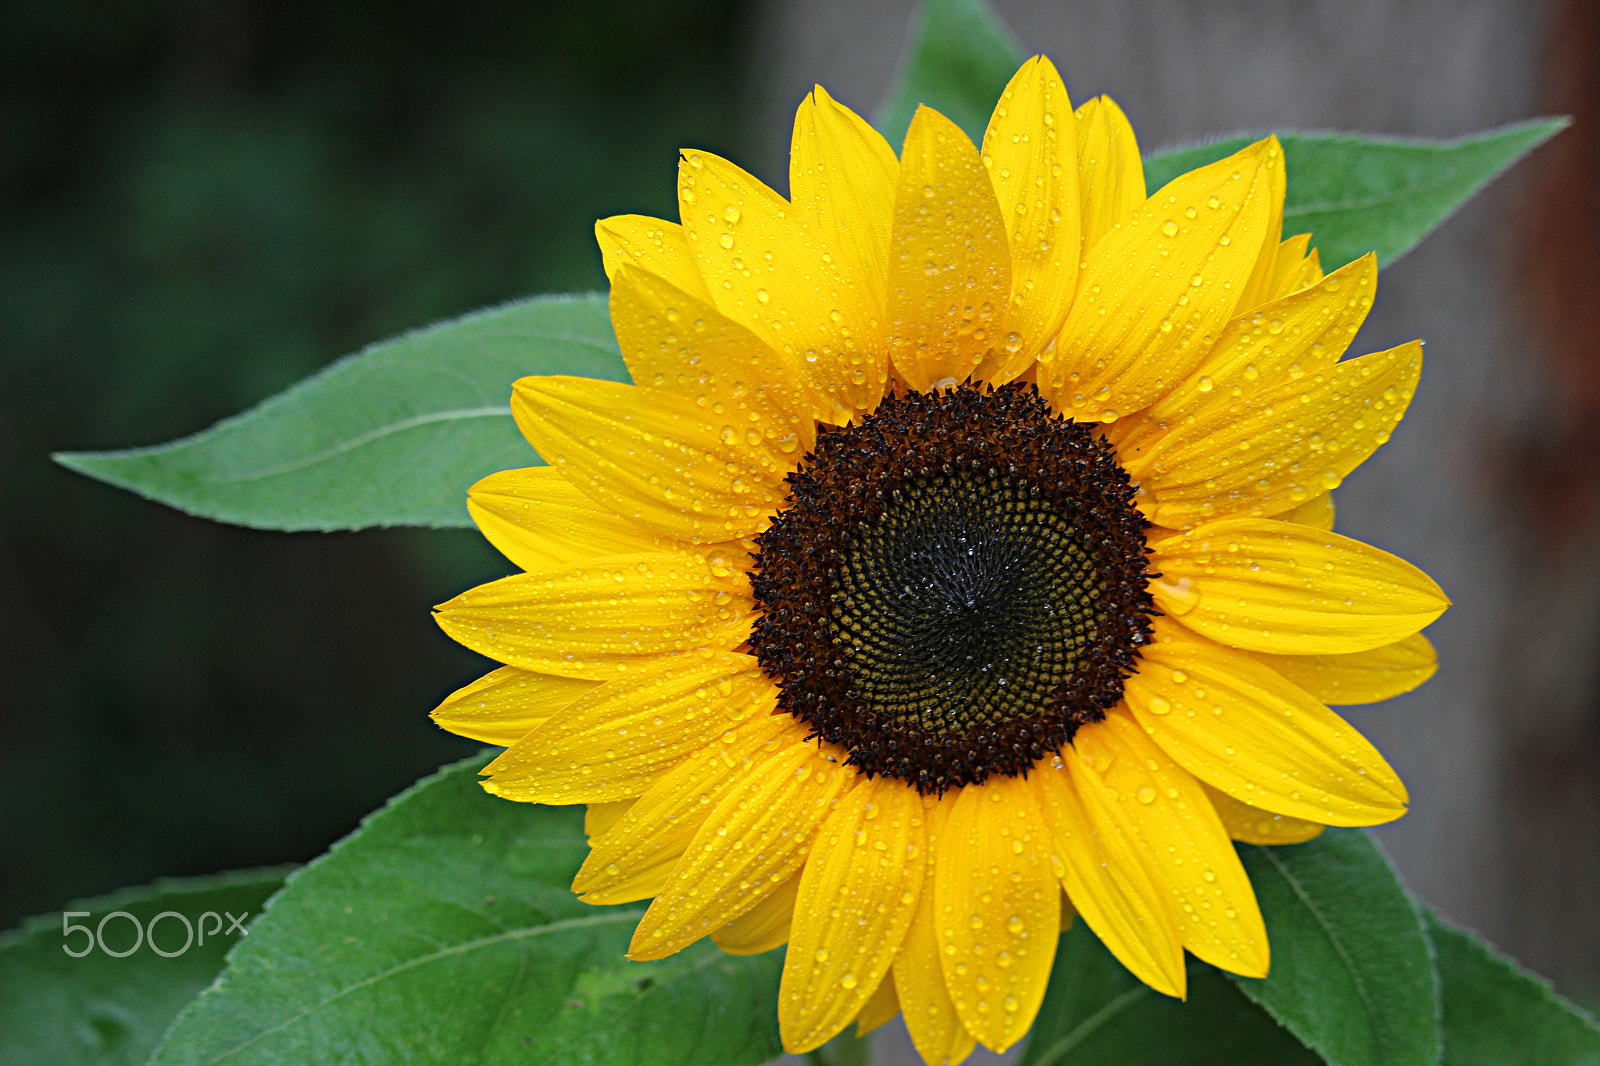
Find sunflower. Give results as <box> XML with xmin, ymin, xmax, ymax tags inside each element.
<box><xmin>431</xmin><ymin>57</ymin><xmax>1448</xmax><ymax>1064</ymax></box>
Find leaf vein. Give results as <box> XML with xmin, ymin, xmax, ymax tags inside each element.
<box><xmin>200</xmin><ymin>908</ymin><xmax>642</xmax><ymax>1064</ymax></box>
<box><xmin>200</xmin><ymin>406</ymin><xmax>512</xmax><ymax>484</ymax></box>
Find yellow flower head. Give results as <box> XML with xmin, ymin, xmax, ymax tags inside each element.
<box><xmin>432</xmin><ymin>57</ymin><xmax>1448</xmax><ymax>1064</ymax></box>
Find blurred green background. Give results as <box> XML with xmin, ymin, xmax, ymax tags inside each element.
<box><xmin>0</xmin><ymin>0</ymin><xmax>757</xmax><ymax>927</ymax></box>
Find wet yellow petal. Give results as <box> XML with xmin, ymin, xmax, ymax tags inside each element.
<box><xmin>1072</xmin><ymin>713</ymin><xmax>1269</xmax><ymax>977</ymax></box>
<box><xmin>1251</xmin><ymin>632</ymin><xmax>1437</xmax><ymax>705</ymax></box>
<box><xmin>887</xmin><ymin>106</ymin><xmax>1012</xmax><ymax>390</ymax></box>
<box><xmin>893</xmin><ymin>797</ymin><xmax>980</xmax><ymax>1066</ymax></box>
<box><xmin>1126</xmin><ymin>619</ymin><xmax>1408</xmax><ymax>825</ymax></box>
<box><xmin>512</xmin><ymin>375</ymin><xmax>789</xmax><ymax>543</ymax></box>
<box><xmin>609</xmin><ymin>264</ymin><xmax>816</xmax><ymax>456</ymax></box>
<box><xmin>467</xmin><ymin>466</ymin><xmax>667</xmax><ymax>572</ymax></box>
<box><xmin>630</xmin><ymin>731</ymin><xmax>852</xmax><ymax>960</ymax></box>
<box><xmin>574</xmin><ymin>713</ymin><xmax>790</xmax><ymax>904</ymax></box>
<box><xmin>781</xmin><ymin>777</ymin><xmax>926</xmax><ymax>1052</ymax></box>
<box><xmin>1049</xmin><ymin>139</ymin><xmax>1276</xmax><ymax>423</ymax></box>
<box><xmin>1136</xmin><ymin>338</ymin><xmax>1420</xmax><ymax>526</ymax></box>
<box><xmin>1113</xmin><ymin>253</ymin><xmax>1377</xmax><ymax>471</ymax></box>
<box><xmin>434</xmin><ymin>549</ymin><xmax>752</xmax><ymax>681</ymax></box>
<box><xmin>430</xmin><ymin>665</ymin><xmax>598</xmax><ymax>747</ymax></box>
<box><xmin>936</xmin><ymin>777</ymin><xmax>1060</xmax><ymax>1051</ymax></box>
<box><xmin>1074</xmin><ymin>96</ymin><xmax>1144</xmax><ymax>254</ymax></box>
<box><xmin>982</xmin><ymin>56</ymin><xmax>1078</xmax><ymax>373</ymax></box>
<box><xmin>1233</xmin><ymin>139</ymin><xmax>1288</xmax><ymax>315</ymax></box>
<box><xmin>855</xmin><ymin>970</ymin><xmax>901</xmax><ymax>1037</ymax></box>
<box><xmin>790</xmin><ymin>85</ymin><xmax>898</xmax><ymax>311</ymax></box>
<box><xmin>1148</xmin><ymin>517</ymin><xmax>1449</xmax><ymax>655</ymax></box>
<box><xmin>585</xmin><ymin>799</ymin><xmax>636</xmax><ymax>841</ymax></box>
<box><xmin>1035</xmin><ymin>761</ymin><xmax>1186</xmax><ymax>998</ymax></box>
<box><xmin>1269</xmin><ymin>234</ymin><xmax>1320</xmax><ymax>299</ymax></box>
<box><xmin>678</xmin><ymin>148</ymin><xmax>886</xmax><ymax>423</ymax></box>
<box><xmin>595</xmin><ymin>214</ymin><xmax>709</xmax><ymax>300</ymax></box>
<box><xmin>1202</xmin><ymin>782</ymin><xmax>1325</xmax><ymax>845</ymax></box>
<box><xmin>481</xmin><ymin>653</ymin><xmax>773</xmax><ymax>804</ymax></box>
<box><xmin>1281</xmin><ymin>491</ymin><xmax>1335</xmax><ymax>531</ymax></box>
<box><xmin>713</xmin><ymin>872</ymin><xmax>799</xmax><ymax>955</ymax></box>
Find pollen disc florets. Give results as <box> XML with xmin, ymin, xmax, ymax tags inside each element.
<box><xmin>749</xmin><ymin>383</ymin><xmax>1155</xmax><ymax>793</ymax></box>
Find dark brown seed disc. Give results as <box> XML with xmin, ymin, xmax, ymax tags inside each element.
<box><xmin>748</xmin><ymin>382</ymin><xmax>1155</xmax><ymax>794</ymax></box>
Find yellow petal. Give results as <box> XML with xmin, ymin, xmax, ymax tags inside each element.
<box><xmin>429</xmin><ymin>665</ymin><xmax>597</xmax><ymax>747</ymax></box>
<box><xmin>678</xmin><ymin>148</ymin><xmax>886</xmax><ymax>423</ymax></box>
<box><xmin>1251</xmin><ymin>632</ymin><xmax>1437</xmax><ymax>705</ymax></box>
<box><xmin>1049</xmin><ymin>139</ymin><xmax>1276</xmax><ymax>423</ymax></box>
<box><xmin>855</xmin><ymin>970</ymin><xmax>901</xmax><ymax>1037</ymax></box>
<box><xmin>790</xmin><ymin>85</ymin><xmax>898</xmax><ymax>311</ymax></box>
<box><xmin>1232</xmin><ymin>137</ymin><xmax>1289</xmax><ymax>315</ymax></box>
<box><xmin>982</xmin><ymin>56</ymin><xmax>1079</xmax><ymax>373</ymax></box>
<box><xmin>1136</xmin><ymin>339</ymin><xmax>1421</xmax><ymax>526</ymax></box>
<box><xmin>630</xmin><ymin>731</ymin><xmax>853</xmax><ymax>960</ymax></box>
<box><xmin>1202</xmin><ymin>782</ymin><xmax>1325</xmax><ymax>845</ymax></box>
<box><xmin>1148</xmin><ymin>517</ymin><xmax>1449</xmax><ymax>654</ymax></box>
<box><xmin>936</xmin><ymin>777</ymin><xmax>1060</xmax><ymax>1051</ymax></box>
<box><xmin>1125</xmin><ymin>619</ymin><xmax>1408</xmax><ymax>825</ymax></box>
<box><xmin>1113</xmin><ymin>253</ymin><xmax>1377</xmax><ymax>472</ymax></box>
<box><xmin>574</xmin><ymin>712</ymin><xmax>791</xmax><ymax>904</ymax></box>
<box><xmin>434</xmin><ymin>549</ymin><xmax>752</xmax><ymax>680</ymax></box>
<box><xmin>595</xmin><ymin>214</ymin><xmax>709</xmax><ymax>300</ymax></box>
<box><xmin>1073</xmin><ymin>96</ymin><xmax>1145</xmax><ymax>254</ymax></box>
<box><xmin>1060</xmin><ymin>890</ymin><xmax>1078</xmax><ymax>931</ymax></box>
<box><xmin>781</xmin><ymin>777</ymin><xmax>926</xmax><ymax>1052</ymax></box>
<box><xmin>585</xmin><ymin>799</ymin><xmax>636</xmax><ymax>841</ymax></box>
<box><xmin>1269</xmin><ymin>234</ymin><xmax>1320</xmax><ymax>299</ymax></box>
<box><xmin>481</xmin><ymin>654</ymin><xmax>773</xmax><ymax>804</ymax></box>
<box><xmin>467</xmin><ymin>466</ymin><xmax>667</xmax><ymax>572</ymax></box>
<box><xmin>893</xmin><ymin>797</ymin><xmax>980</xmax><ymax>1066</ymax></box>
<box><xmin>512</xmin><ymin>375</ymin><xmax>789</xmax><ymax>543</ymax></box>
<box><xmin>886</xmin><ymin>106</ymin><xmax>1012</xmax><ymax>390</ymax></box>
<box><xmin>1034</xmin><ymin>757</ymin><xmax>1186</xmax><ymax>998</ymax></box>
<box><xmin>1071</xmin><ymin>713</ymin><xmax>1269</xmax><ymax>977</ymax></box>
<box><xmin>1281</xmin><ymin>491</ymin><xmax>1335</xmax><ymax>531</ymax></box>
<box><xmin>712</xmin><ymin>872</ymin><xmax>800</xmax><ymax>955</ymax></box>
<box><xmin>608</xmin><ymin>264</ymin><xmax>816</xmax><ymax>457</ymax></box>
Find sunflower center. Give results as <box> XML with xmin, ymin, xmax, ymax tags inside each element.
<box><xmin>749</xmin><ymin>383</ymin><xmax>1154</xmax><ymax>794</ymax></box>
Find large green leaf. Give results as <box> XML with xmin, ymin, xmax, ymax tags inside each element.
<box><xmin>1143</xmin><ymin>119</ymin><xmax>1566</xmax><ymax>269</ymax></box>
<box><xmin>1230</xmin><ymin>830</ymin><xmax>1438</xmax><ymax>1066</ymax></box>
<box><xmin>148</xmin><ymin>752</ymin><xmax>783</xmax><ymax>1066</ymax></box>
<box><xmin>875</xmin><ymin>0</ymin><xmax>1023</xmax><ymax>148</ymax></box>
<box><xmin>1020</xmin><ymin>923</ymin><xmax>1318</xmax><ymax>1066</ymax></box>
<box><xmin>56</xmin><ymin>293</ymin><xmax>626</xmax><ymax>531</ymax></box>
<box><xmin>0</xmin><ymin>868</ymin><xmax>289</xmax><ymax>1066</ymax></box>
<box><xmin>1427</xmin><ymin>913</ymin><xmax>1600</xmax><ymax>1065</ymax></box>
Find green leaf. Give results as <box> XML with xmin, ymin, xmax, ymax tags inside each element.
<box><xmin>1230</xmin><ymin>830</ymin><xmax>1438</xmax><ymax>1066</ymax></box>
<box><xmin>1427</xmin><ymin>912</ymin><xmax>1600</xmax><ymax>1065</ymax></box>
<box><xmin>1142</xmin><ymin>119</ymin><xmax>1566</xmax><ymax>268</ymax></box>
<box><xmin>875</xmin><ymin>0</ymin><xmax>1023</xmax><ymax>148</ymax></box>
<box><xmin>56</xmin><ymin>292</ymin><xmax>626</xmax><ymax>531</ymax></box>
<box><xmin>0</xmin><ymin>868</ymin><xmax>289</xmax><ymax>1066</ymax></box>
<box><xmin>1020</xmin><ymin>923</ymin><xmax>1319</xmax><ymax>1066</ymax></box>
<box><xmin>148</xmin><ymin>752</ymin><xmax>783</xmax><ymax>1066</ymax></box>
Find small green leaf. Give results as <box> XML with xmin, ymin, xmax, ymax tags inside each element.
<box><xmin>875</xmin><ymin>0</ymin><xmax>1023</xmax><ymax>148</ymax></box>
<box><xmin>1021</xmin><ymin>923</ymin><xmax>1318</xmax><ymax>1066</ymax></box>
<box><xmin>1142</xmin><ymin>119</ymin><xmax>1566</xmax><ymax>268</ymax></box>
<box><xmin>0</xmin><ymin>868</ymin><xmax>289</xmax><ymax>1066</ymax></box>
<box><xmin>148</xmin><ymin>752</ymin><xmax>783</xmax><ymax>1066</ymax></box>
<box><xmin>1231</xmin><ymin>830</ymin><xmax>1438</xmax><ymax>1066</ymax></box>
<box><xmin>56</xmin><ymin>292</ymin><xmax>626</xmax><ymax>531</ymax></box>
<box><xmin>1427</xmin><ymin>912</ymin><xmax>1600</xmax><ymax>1065</ymax></box>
